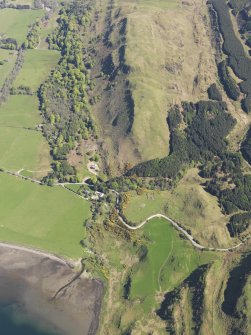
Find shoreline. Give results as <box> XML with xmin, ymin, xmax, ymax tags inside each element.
<box><xmin>0</xmin><ymin>244</ymin><xmax>103</xmax><ymax>335</ymax></box>
<box><xmin>0</xmin><ymin>241</ymin><xmax>76</xmax><ymax>268</ymax></box>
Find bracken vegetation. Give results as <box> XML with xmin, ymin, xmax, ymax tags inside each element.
<box><xmin>157</xmin><ymin>264</ymin><xmax>210</xmax><ymax>335</ymax></box>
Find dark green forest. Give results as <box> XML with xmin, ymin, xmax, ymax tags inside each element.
<box><xmin>127</xmin><ymin>96</ymin><xmax>251</xmax><ymax>236</ymax></box>
<box><xmin>127</xmin><ymin>101</ymin><xmax>235</xmax><ymax>179</ymax></box>
<box><xmin>210</xmin><ymin>0</ymin><xmax>251</xmax><ymax>113</ymax></box>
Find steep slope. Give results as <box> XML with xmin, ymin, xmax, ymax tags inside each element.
<box><xmin>91</xmin><ymin>0</ymin><xmax>218</xmax><ymax>173</ymax></box>
<box><xmin>157</xmin><ymin>250</ymin><xmax>251</xmax><ymax>335</ymax></box>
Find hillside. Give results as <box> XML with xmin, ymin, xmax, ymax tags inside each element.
<box><xmin>91</xmin><ymin>0</ymin><xmax>217</xmax><ymax>173</ymax></box>
<box><xmin>0</xmin><ymin>0</ymin><xmax>251</xmax><ymax>334</ymax></box>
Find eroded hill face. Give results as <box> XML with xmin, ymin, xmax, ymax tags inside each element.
<box><xmin>158</xmin><ymin>250</ymin><xmax>251</xmax><ymax>335</ymax></box>
<box><xmin>92</xmin><ymin>0</ymin><xmax>217</xmax><ymax>173</ymax></box>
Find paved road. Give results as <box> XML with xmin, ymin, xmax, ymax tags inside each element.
<box><xmin>1</xmin><ymin>168</ymin><xmax>248</xmax><ymax>253</ymax></box>
<box><xmin>117</xmin><ymin>213</ymin><xmax>246</xmax><ymax>252</ymax></box>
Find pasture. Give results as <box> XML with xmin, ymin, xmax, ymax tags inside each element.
<box><xmin>14</xmin><ymin>49</ymin><xmax>60</xmax><ymax>90</ymax></box>
<box><xmin>0</xmin><ymin>95</ymin><xmax>40</xmax><ymax>127</ymax></box>
<box><xmin>0</xmin><ymin>9</ymin><xmax>44</xmax><ymax>45</ymax></box>
<box><xmin>122</xmin><ymin>0</ymin><xmax>210</xmax><ymax>161</ymax></box>
<box><xmin>129</xmin><ymin>217</ymin><xmax>217</xmax><ymax>311</ymax></box>
<box><xmin>0</xmin><ymin>50</ymin><xmax>17</xmax><ymax>88</ymax></box>
<box><xmin>0</xmin><ymin>173</ymin><xmax>90</xmax><ymax>258</ymax></box>
<box><xmin>0</xmin><ymin>95</ymin><xmax>51</xmax><ymax>171</ymax></box>
<box><xmin>0</xmin><ymin>127</ymin><xmax>50</xmax><ymax>171</ymax></box>
<box><xmin>124</xmin><ymin>168</ymin><xmax>231</xmax><ymax>248</ymax></box>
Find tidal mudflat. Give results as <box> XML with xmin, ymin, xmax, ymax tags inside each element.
<box><xmin>0</xmin><ymin>246</ymin><xmax>103</xmax><ymax>335</ymax></box>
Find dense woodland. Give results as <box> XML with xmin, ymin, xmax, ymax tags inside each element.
<box><xmin>207</xmin><ymin>83</ymin><xmax>222</xmax><ymax>101</ymax></box>
<box><xmin>218</xmin><ymin>61</ymin><xmax>240</xmax><ymax>101</ymax></box>
<box><xmin>24</xmin><ymin>21</ymin><xmax>41</xmax><ymax>49</ymax></box>
<box><xmin>242</xmin><ymin>127</ymin><xmax>251</xmax><ymax>164</ymax></box>
<box><xmin>40</xmin><ymin>1</ymin><xmax>96</xmax><ymax>183</ymax></box>
<box><xmin>127</xmin><ymin>96</ymin><xmax>251</xmax><ymax>236</ymax></box>
<box><xmin>228</xmin><ymin>0</ymin><xmax>251</xmax><ymax>49</ymax></box>
<box><xmin>210</xmin><ymin>0</ymin><xmax>251</xmax><ymax>113</ymax></box>
<box><xmin>127</xmin><ymin>101</ymin><xmax>236</xmax><ymax>179</ymax></box>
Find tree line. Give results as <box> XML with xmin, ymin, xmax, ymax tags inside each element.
<box><xmin>40</xmin><ymin>0</ymin><xmax>96</xmax><ymax>183</ymax></box>
<box><xmin>209</xmin><ymin>0</ymin><xmax>251</xmax><ymax>113</ymax></box>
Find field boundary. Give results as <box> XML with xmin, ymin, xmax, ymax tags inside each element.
<box><xmin>1</xmin><ymin>167</ymin><xmax>249</xmax><ymax>254</ymax></box>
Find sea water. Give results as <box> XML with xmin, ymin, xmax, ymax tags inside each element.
<box><xmin>0</xmin><ymin>305</ymin><xmax>60</xmax><ymax>335</ymax></box>
<box><xmin>0</xmin><ymin>273</ymin><xmax>62</xmax><ymax>335</ymax></box>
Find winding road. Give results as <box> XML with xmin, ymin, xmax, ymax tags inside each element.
<box><xmin>1</xmin><ymin>167</ymin><xmax>249</xmax><ymax>253</ymax></box>
<box><xmin>117</xmin><ymin>213</ymin><xmax>247</xmax><ymax>252</ymax></box>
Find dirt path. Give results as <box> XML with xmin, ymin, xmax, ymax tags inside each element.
<box><xmin>2</xmin><ymin>168</ymin><xmax>42</xmax><ymax>184</ymax></box>
<box><xmin>1</xmin><ymin>168</ymin><xmax>88</xmax><ymax>187</ymax></box>
<box><xmin>158</xmin><ymin>239</ymin><xmax>174</xmax><ymax>291</ymax></box>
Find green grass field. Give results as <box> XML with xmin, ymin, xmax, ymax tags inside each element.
<box><xmin>0</xmin><ymin>127</ymin><xmax>50</xmax><ymax>171</ymax></box>
<box><xmin>0</xmin><ymin>9</ymin><xmax>44</xmax><ymax>45</ymax></box>
<box><xmin>124</xmin><ymin>169</ymin><xmax>231</xmax><ymax>248</ymax></box>
<box><xmin>130</xmin><ymin>217</ymin><xmax>217</xmax><ymax>311</ymax></box>
<box><xmin>0</xmin><ymin>173</ymin><xmax>90</xmax><ymax>258</ymax></box>
<box><xmin>0</xmin><ymin>50</ymin><xmax>17</xmax><ymax>88</ymax></box>
<box><xmin>14</xmin><ymin>49</ymin><xmax>60</xmax><ymax>90</ymax></box>
<box><xmin>0</xmin><ymin>95</ymin><xmax>51</xmax><ymax>171</ymax></box>
<box><xmin>0</xmin><ymin>95</ymin><xmax>40</xmax><ymax>127</ymax></box>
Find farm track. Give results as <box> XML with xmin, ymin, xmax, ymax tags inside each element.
<box><xmin>158</xmin><ymin>239</ymin><xmax>174</xmax><ymax>291</ymax></box>
<box><xmin>1</xmin><ymin>167</ymin><xmax>249</xmax><ymax>253</ymax></box>
<box><xmin>117</xmin><ymin>213</ymin><xmax>248</xmax><ymax>252</ymax></box>
<box><xmin>1</xmin><ymin>168</ymin><xmax>87</xmax><ymax>187</ymax></box>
